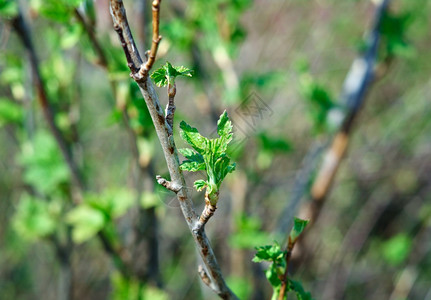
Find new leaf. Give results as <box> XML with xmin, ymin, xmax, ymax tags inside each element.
<box><xmin>179</xmin><ymin>110</ymin><xmax>236</xmax><ymax>204</ymax></box>
<box><xmin>151</xmin><ymin>61</ymin><xmax>193</xmax><ymax>87</ymax></box>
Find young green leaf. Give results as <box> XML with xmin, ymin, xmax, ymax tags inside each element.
<box><xmin>289</xmin><ymin>217</ymin><xmax>309</xmax><ymax>243</ymax></box>
<box><xmin>179</xmin><ymin>121</ymin><xmax>207</xmax><ymax>154</ymax></box>
<box><xmin>178</xmin><ymin>148</ymin><xmax>205</xmax><ymax>171</ymax></box>
<box><xmin>253</xmin><ymin>243</ymin><xmax>285</xmax><ymax>263</ymax></box>
<box><xmin>179</xmin><ymin>110</ymin><xmax>236</xmax><ymax>204</ymax></box>
<box><xmin>151</xmin><ymin>67</ymin><xmax>168</xmax><ymax>87</ymax></box>
<box><xmin>289</xmin><ymin>279</ymin><xmax>314</xmax><ymax>300</ymax></box>
<box><xmin>217</xmin><ymin>110</ymin><xmax>233</xmax><ymax>144</ymax></box>
<box><xmin>194</xmin><ymin>180</ymin><xmax>207</xmax><ymax>191</ymax></box>
<box><xmin>150</xmin><ymin>61</ymin><xmax>193</xmax><ymax>87</ymax></box>
<box><xmin>180</xmin><ymin>160</ymin><xmax>206</xmax><ymax>172</ymax></box>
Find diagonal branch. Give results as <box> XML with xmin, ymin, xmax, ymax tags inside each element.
<box><xmin>12</xmin><ymin>5</ymin><xmax>135</xmax><ymax>281</ymax></box>
<box><xmin>305</xmin><ymin>0</ymin><xmax>392</xmax><ymax>225</ymax></box>
<box><xmin>11</xmin><ymin>8</ymin><xmax>85</xmax><ymax>194</ymax></box>
<box><xmin>109</xmin><ymin>1</ymin><xmax>238</xmax><ymax>298</ymax></box>
<box><xmin>275</xmin><ymin>0</ymin><xmax>393</xmax><ymax>239</ymax></box>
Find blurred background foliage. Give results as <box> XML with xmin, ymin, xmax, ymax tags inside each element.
<box><xmin>0</xmin><ymin>0</ymin><xmax>431</xmax><ymax>299</ymax></box>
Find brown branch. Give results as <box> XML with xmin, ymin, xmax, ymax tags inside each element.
<box><xmin>156</xmin><ymin>175</ymin><xmax>181</xmax><ymax>193</ymax></box>
<box><xmin>194</xmin><ymin>192</ymin><xmax>219</xmax><ymax>232</ymax></box>
<box><xmin>74</xmin><ymin>9</ymin><xmax>108</xmax><ymax>68</ymax></box>
<box><xmin>198</xmin><ymin>265</ymin><xmax>213</xmax><ymax>287</ymax></box>
<box><xmin>165</xmin><ymin>82</ymin><xmax>176</xmax><ymax>133</ymax></box>
<box><xmin>110</xmin><ymin>1</ymin><xmax>238</xmax><ymax>298</ymax></box>
<box><xmin>137</xmin><ymin>0</ymin><xmax>162</xmax><ymax>79</ymax></box>
<box><xmin>278</xmin><ymin>236</ymin><xmax>297</xmax><ymax>300</ymax></box>
<box><xmin>110</xmin><ymin>0</ymin><xmax>143</xmax><ymax>70</ymax></box>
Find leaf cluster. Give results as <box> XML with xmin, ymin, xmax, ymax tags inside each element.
<box><xmin>296</xmin><ymin>61</ymin><xmax>337</xmax><ymax>135</ymax></box>
<box><xmin>66</xmin><ymin>189</ymin><xmax>134</xmax><ymax>243</ymax></box>
<box><xmin>380</xmin><ymin>11</ymin><xmax>415</xmax><ymax>59</ymax></box>
<box><xmin>179</xmin><ymin>111</ymin><xmax>236</xmax><ymax>204</ymax></box>
<box><xmin>253</xmin><ymin>218</ymin><xmax>312</xmax><ymax>300</ymax></box>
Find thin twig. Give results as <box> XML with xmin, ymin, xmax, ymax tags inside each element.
<box><xmin>110</xmin><ymin>1</ymin><xmax>238</xmax><ymax>298</ymax></box>
<box><xmin>156</xmin><ymin>175</ymin><xmax>181</xmax><ymax>193</ymax></box>
<box><xmin>137</xmin><ymin>0</ymin><xmax>162</xmax><ymax>79</ymax></box>
<box><xmin>194</xmin><ymin>192</ymin><xmax>219</xmax><ymax>232</ymax></box>
<box><xmin>165</xmin><ymin>82</ymin><xmax>176</xmax><ymax>133</ymax></box>
<box><xmin>278</xmin><ymin>235</ymin><xmax>296</xmax><ymax>300</ymax></box>
<box><xmin>74</xmin><ymin>8</ymin><xmax>108</xmax><ymax>68</ymax></box>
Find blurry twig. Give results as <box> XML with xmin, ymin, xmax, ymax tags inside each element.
<box><xmin>276</xmin><ymin>141</ymin><xmax>326</xmax><ymax>240</ymax></box>
<box><xmin>137</xmin><ymin>0</ymin><xmax>162</xmax><ymax>79</ymax></box>
<box><xmin>12</xmin><ymin>8</ymin><xmax>85</xmax><ymax>195</ymax></box>
<box><xmin>12</xmin><ymin>5</ymin><xmax>138</xmax><ymax>282</ymax></box>
<box><xmin>75</xmin><ymin>5</ymin><xmax>162</xmax><ymax>285</ymax></box>
<box><xmin>304</xmin><ymin>0</ymin><xmax>392</xmax><ymax>225</ymax></box>
<box><xmin>110</xmin><ymin>1</ymin><xmax>238</xmax><ymax>298</ymax></box>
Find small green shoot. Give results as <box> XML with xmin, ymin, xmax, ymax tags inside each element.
<box><xmin>289</xmin><ymin>217</ymin><xmax>309</xmax><ymax>244</ymax></box>
<box><xmin>151</xmin><ymin>61</ymin><xmax>193</xmax><ymax>87</ymax></box>
<box><xmin>253</xmin><ymin>218</ymin><xmax>313</xmax><ymax>300</ymax></box>
<box><xmin>179</xmin><ymin>110</ymin><xmax>236</xmax><ymax>205</ymax></box>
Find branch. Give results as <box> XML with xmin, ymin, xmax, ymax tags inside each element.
<box><xmin>110</xmin><ymin>0</ymin><xmax>143</xmax><ymax>70</ymax></box>
<box><xmin>278</xmin><ymin>236</ymin><xmax>296</xmax><ymax>300</ymax></box>
<box><xmin>165</xmin><ymin>82</ymin><xmax>176</xmax><ymax>133</ymax></box>
<box><xmin>11</xmin><ymin>7</ymin><xmax>85</xmax><ymax>194</ymax></box>
<box><xmin>12</xmin><ymin>5</ymin><xmax>139</xmax><ymax>281</ymax></box>
<box><xmin>137</xmin><ymin>0</ymin><xmax>162</xmax><ymax>79</ymax></box>
<box><xmin>194</xmin><ymin>192</ymin><xmax>219</xmax><ymax>232</ymax></box>
<box><xmin>156</xmin><ymin>175</ymin><xmax>181</xmax><ymax>193</ymax></box>
<box><xmin>110</xmin><ymin>1</ymin><xmax>238</xmax><ymax>298</ymax></box>
<box><xmin>74</xmin><ymin>8</ymin><xmax>108</xmax><ymax>68</ymax></box>
<box><xmin>305</xmin><ymin>0</ymin><xmax>392</xmax><ymax>225</ymax></box>
<box><xmin>275</xmin><ymin>0</ymin><xmax>392</xmax><ymax>236</ymax></box>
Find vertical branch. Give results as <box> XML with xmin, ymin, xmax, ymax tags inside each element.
<box><xmin>110</xmin><ymin>1</ymin><xmax>238</xmax><ymax>298</ymax></box>
<box><xmin>165</xmin><ymin>82</ymin><xmax>176</xmax><ymax>132</ymax></box>
<box><xmin>137</xmin><ymin>0</ymin><xmax>162</xmax><ymax>78</ymax></box>
<box><xmin>277</xmin><ymin>236</ymin><xmax>296</xmax><ymax>300</ymax></box>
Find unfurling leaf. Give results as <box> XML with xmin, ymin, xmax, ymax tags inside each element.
<box><xmin>289</xmin><ymin>217</ymin><xmax>309</xmax><ymax>243</ymax></box>
<box><xmin>180</xmin><ymin>160</ymin><xmax>205</xmax><ymax>172</ymax></box>
<box><xmin>194</xmin><ymin>180</ymin><xmax>207</xmax><ymax>191</ymax></box>
<box><xmin>150</xmin><ymin>67</ymin><xmax>168</xmax><ymax>87</ymax></box>
<box><xmin>289</xmin><ymin>279</ymin><xmax>314</xmax><ymax>300</ymax></box>
<box><xmin>179</xmin><ymin>111</ymin><xmax>235</xmax><ymax>204</ymax></box>
<box><xmin>217</xmin><ymin>110</ymin><xmax>233</xmax><ymax>144</ymax></box>
<box><xmin>253</xmin><ymin>242</ymin><xmax>285</xmax><ymax>263</ymax></box>
<box><xmin>151</xmin><ymin>61</ymin><xmax>193</xmax><ymax>87</ymax></box>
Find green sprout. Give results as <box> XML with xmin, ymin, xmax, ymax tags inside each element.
<box><xmin>151</xmin><ymin>61</ymin><xmax>193</xmax><ymax>88</ymax></box>
<box><xmin>179</xmin><ymin>110</ymin><xmax>236</xmax><ymax>205</ymax></box>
